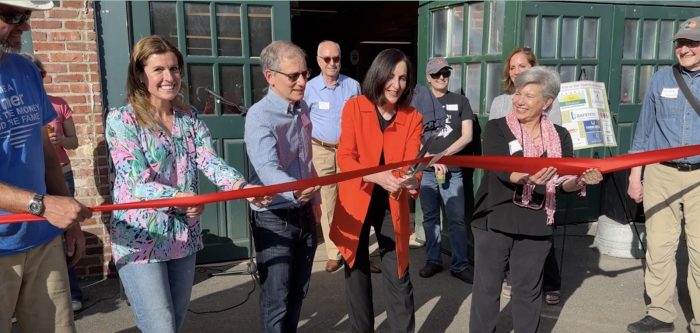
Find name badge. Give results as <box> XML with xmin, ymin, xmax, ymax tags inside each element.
<box><xmin>661</xmin><ymin>88</ymin><xmax>678</xmax><ymax>99</ymax></box>
<box><xmin>318</xmin><ymin>101</ymin><xmax>331</xmax><ymax>110</ymax></box>
<box><xmin>446</xmin><ymin>104</ymin><xmax>458</xmax><ymax>111</ymax></box>
<box><xmin>300</xmin><ymin>113</ymin><xmax>311</xmax><ymax>128</ymax></box>
<box><xmin>508</xmin><ymin>140</ymin><xmax>523</xmax><ymax>155</ymax></box>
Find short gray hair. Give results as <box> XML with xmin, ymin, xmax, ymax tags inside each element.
<box><xmin>514</xmin><ymin>66</ymin><xmax>560</xmax><ymax>99</ymax></box>
<box><xmin>317</xmin><ymin>40</ymin><xmax>340</xmax><ymax>56</ymax></box>
<box><xmin>260</xmin><ymin>40</ymin><xmax>306</xmax><ymax>73</ymax></box>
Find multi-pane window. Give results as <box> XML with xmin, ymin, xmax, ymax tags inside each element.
<box><xmin>430</xmin><ymin>1</ymin><xmax>505</xmax><ymax>115</ymax></box>
<box><xmin>620</xmin><ymin>18</ymin><xmax>676</xmax><ymax>105</ymax></box>
<box><xmin>148</xmin><ymin>2</ymin><xmax>274</xmax><ymax>115</ymax></box>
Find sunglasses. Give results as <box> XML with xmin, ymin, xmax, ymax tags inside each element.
<box><xmin>318</xmin><ymin>56</ymin><xmax>340</xmax><ymax>64</ymax></box>
<box><xmin>0</xmin><ymin>11</ymin><xmax>30</xmax><ymax>25</ymax></box>
<box><xmin>429</xmin><ymin>71</ymin><xmax>451</xmax><ymax>79</ymax></box>
<box><xmin>675</xmin><ymin>39</ymin><xmax>700</xmax><ymax>49</ymax></box>
<box><xmin>512</xmin><ymin>185</ymin><xmax>545</xmax><ymax>210</ymax></box>
<box><xmin>270</xmin><ymin>68</ymin><xmax>310</xmax><ymax>82</ymax></box>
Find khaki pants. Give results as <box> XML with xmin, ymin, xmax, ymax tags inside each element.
<box><xmin>312</xmin><ymin>142</ymin><xmax>340</xmax><ymax>260</ymax></box>
<box><xmin>0</xmin><ymin>235</ymin><xmax>75</xmax><ymax>333</ymax></box>
<box><xmin>643</xmin><ymin>164</ymin><xmax>700</xmax><ymax>329</ymax></box>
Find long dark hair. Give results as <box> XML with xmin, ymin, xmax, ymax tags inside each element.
<box><xmin>362</xmin><ymin>49</ymin><xmax>415</xmax><ymax>107</ymax></box>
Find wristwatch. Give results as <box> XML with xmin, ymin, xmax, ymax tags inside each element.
<box><xmin>28</xmin><ymin>193</ymin><xmax>45</xmax><ymax>216</ymax></box>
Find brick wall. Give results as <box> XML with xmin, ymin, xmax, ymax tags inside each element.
<box><xmin>32</xmin><ymin>1</ymin><xmax>114</xmax><ymax>277</ymax></box>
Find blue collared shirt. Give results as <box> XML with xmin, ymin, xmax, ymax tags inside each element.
<box><xmin>304</xmin><ymin>74</ymin><xmax>361</xmax><ymax>142</ymax></box>
<box><xmin>244</xmin><ymin>90</ymin><xmax>318</xmax><ymax>211</ymax></box>
<box><xmin>630</xmin><ymin>66</ymin><xmax>700</xmax><ymax>164</ymax></box>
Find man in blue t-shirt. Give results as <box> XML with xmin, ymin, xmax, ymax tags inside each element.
<box><xmin>0</xmin><ymin>1</ymin><xmax>91</xmax><ymax>332</ymax></box>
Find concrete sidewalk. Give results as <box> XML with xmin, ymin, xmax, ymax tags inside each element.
<box><xmin>60</xmin><ymin>223</ymin><xmax>692</xmax><ymax>333</ymax></box>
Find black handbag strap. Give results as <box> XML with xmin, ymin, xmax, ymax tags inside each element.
<box><xmin>672</xmin><ymin>64</ymin><xmax>700</xmax><ymax>115</ymax></box>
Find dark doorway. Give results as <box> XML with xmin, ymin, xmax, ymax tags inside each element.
<box><xmin>291</xmin><ymin>1</ymin><xmax>419</xmax><ymax>85</ymax></box>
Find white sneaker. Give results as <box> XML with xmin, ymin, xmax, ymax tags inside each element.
<box><xmin>72</xmin><ymin>300</ymin><xmax>83</xmax><ymax>312</ymax></box>
<box><xmin>409</xmin><ymin>233</ymin><xmax>425</xmax><ymax>248</ymax></box>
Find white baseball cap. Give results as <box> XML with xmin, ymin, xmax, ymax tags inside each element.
<box><xmin>0</xmin><ymin>0</ymin><xmax>54</xmax><ymax>11</ymax></box>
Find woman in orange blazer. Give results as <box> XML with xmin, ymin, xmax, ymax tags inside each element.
<box><xmin>330</xmin><ymin>49</ymin><xmax>423</xmax><ymax>333</ymax></box>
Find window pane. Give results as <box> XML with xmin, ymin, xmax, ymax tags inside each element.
<box><xmin>638</xmin><ymin>65</ymin><xmax>654</xmax><ymax>104</ymax></box>
<box><xmin>659</xmin><ymin>20</ymin><xmax>675</xmax><ymax>60</ymax></box>
<box><xmin>561</xmin><ymin>17</ymin><xmax>578</xmax><ymax>59</ymax></box>
<box><xmin>248</xmin><ymin>6</ymin><xmax>272</xmax><ymax>57</ymax></box>
<box><xmin>465</xmin><ymin>63</ymin><xmax>481</xmax><ymax>114</ymax></box>
<box><xmin>431</xmin><ymin>8</ymin><xmax>447</xmax><ymax>57</ymax></box>
<box><xmin>486</xmin><ymin>62</ymin><xmax>503</xmax><ymax>113</ymax></box>
<box><xmin>582</xmin><ymin>18</ymin><xmax>598</xmax><ymax>59</ymax></box>
<box><xmin>467</xmin><ymin>3</ymin><xmax>484</xmax><ymax>55</ymax></box>
<box><xmin>220</xmin><ymin>65</ymin><xmax>245</xmax><ymax>114</ymax></box>
<box><xmin>185</xmin><ymin>2</ymin><xmax>212</xmax><ymax>56</ymax></box>
<box><xmin>449</xmin><ymin>6</ymin><xmax>464</xmax><ymax>56</ymax></box>
<box><xmin>523</xmin><ymin>16</ymin><xmax>536</xmax><ymax>49</ymax></box>
<box><xmin>641</xmin><ymin>20</ymin><xmax>657</xmax><ymax>60</ymax></box>
<box><xmin>448</xmin><ymin>64</ymin><xmax>463</xmax><ymax>94</ymax></box>
<box><xmin>541</xmin><ymin>17</ymin><xmax>558</xmax><ymax>58</ymax></box>
<box><xmin>488</xmin><ymin>0</ymin><xmax>505</xmax><ymax>54</ymax></box>
<box><xmin>620</xmin><ymin>66</ymin><xmax>635</xmax><ymax>104</ymax></box>
<box><xmin>188</xmin><ymin>64</ymin><xmax>213</xmax><ymax>114</ymax></box>
<box><xmin>251</xmin><ymin>65</ymin><xmax>267</xmax><ymax>103</ymax></box>
<box><xmin>580</xmin><ymin>65</ymin><xmax>597</xmax><ymax>81</ymax></box>
<box><xmin>150</xmin><ymin>2</ymin><xmax>177</xmax><ymax>47</ymax></box>
<box><xmin>216</xmin><ymin>4</ymin><xmax>242</xmax><ymax>56</ymax></box>
<box><xmin>623</xmin><ymin>19</ymin><xmax>638</xmax><ymax>59</ymax></box>
<box><xmin>559</xmin><ymin>65</ymin><xmax>576</xmax><ymax>83</ymax></box>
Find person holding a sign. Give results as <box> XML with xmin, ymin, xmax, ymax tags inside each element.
<box><xmin>627</xmin><ymin>17</ymin><xmax>700</xmax><ymax>333</ymax></box>
<box><xmin>470</xmin><ymin>66</ymin><xmax>602</xmax><ymax>333</ymax></box>
<box><xmin>330</xmin><ymin>49</ymin><xmax>423</xmax><ymax>333</ymax></box>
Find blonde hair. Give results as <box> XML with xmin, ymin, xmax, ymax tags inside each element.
<box><xmin>127</xmin><ymin>35</ymin><xmax>187</xmax><ymax>129</ymax></box>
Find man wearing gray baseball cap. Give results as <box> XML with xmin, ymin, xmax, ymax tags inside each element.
<box><xmin>0</xmin><ymin>1</ymin><xmax>91</xmax><ymax>332</ymax></box>
<box><xmin>627</xmin><ymin>16</ymin><xmax>700</xmax><ymax>333</ymax></box>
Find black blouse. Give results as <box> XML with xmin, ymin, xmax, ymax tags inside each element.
<box><xmin>472</xmin><ymin>117</ymin><xmax>574</xmax><ymax>236</ymax></box>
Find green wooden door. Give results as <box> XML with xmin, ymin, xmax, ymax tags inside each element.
<box><xmin>129</xmin><ymin>1</ymin><xmax>291</xmax><ymax>264</ymax></box>
<box><xmin>520</xmin><ymin>2</ymin><xmax>614</xmax><ymax>222</ymax></box>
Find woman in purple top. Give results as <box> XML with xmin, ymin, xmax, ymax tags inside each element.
<box><xmin>106</xmin><ymin>35</ymin><xmax>269</xmax><ymax>333</ymax></box>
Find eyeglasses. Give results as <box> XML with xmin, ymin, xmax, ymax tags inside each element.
<box><xmin>512</xmin><ymin>185</ymin><xmax>545</xmax><ymax>210</ymax></box>
<box><xmin>429</xmin><ymin>71</ymin><xmax>451</xmax><ymax>79</ymax></box>
<box><xmin>0</xmin><ymin>11</ymin><xmax>31</xmax><ymax>25</ymax></box>
<box><xmin>270</xmin><ymin>69</ymin><xmax>310</xmax><ymax>82</ymax></box>
<box><xmin>318</xmin><ymin>56</ymin><xmax>340</xmax><ymax>64</ymax></box>
<box><xmin>675</xmin><ymin>39</ymin><xmax>700</xmax><ymax>49</ymax></box>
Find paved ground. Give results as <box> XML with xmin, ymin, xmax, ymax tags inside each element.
<box><xmin>19</xmin><ymin>222</ymin><xmax>697</xmax><ymax>332</ymax></box>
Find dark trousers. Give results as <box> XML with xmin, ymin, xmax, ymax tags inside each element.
<box><xmin>344</xmin><ymin>206</ymin><xmax>415</xmax><ymax>333</ymax></box>
<box><xmin>470</xmin><ymin>227</ymin><xmax>551</xmax><ymax>333</ymax></box>
<box><xmin>543</xmin><ymin>242</ymin><xmax>561</xmax><ymax>292</ymax></box>
<box><xmin>252</xmin><ymin>205</ymin><xmax>317</xmax><ymax>333</ymax></box>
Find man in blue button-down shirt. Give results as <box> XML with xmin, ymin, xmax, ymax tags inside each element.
<box><xmin>304</xmin><ymin>40</ymin><xmax>361</xmax><ymax>273</ymax></box>
<box><xmin>627</xmin><ymin>17</ymin><xmax>700</xmax><ymax>333</ymax></box>
<box><xmin>244</xmin><ymin>40</ymin><xmax>321</xmax><ymax>333</ymax></box>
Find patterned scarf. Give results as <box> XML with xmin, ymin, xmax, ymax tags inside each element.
<box><xmin>505</xmin><ymin>112</ymin><xmax>580</xmax><ymax>225</ymax></box>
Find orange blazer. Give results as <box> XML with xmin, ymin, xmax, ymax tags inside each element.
<box><xmin>330</xmin><ymin>95</ymin><xmax>423</xmax><ymax>278</ymax></box>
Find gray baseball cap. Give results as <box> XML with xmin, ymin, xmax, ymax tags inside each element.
<box><xmin>426</xmin><ymin>57</ymin><xmax>452</xmax><ymax>75</ymax></box>
<box><xmin>675</xmin><ymin>16</ymin><xmax>700</xmax><ymax>42</ymax></box>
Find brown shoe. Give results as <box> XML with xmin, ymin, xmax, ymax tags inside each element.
<box><xmin>325</xmin><ymin>259</ymin><xmax>343</xmax><ymax>273</ymax></box>
<box><xmin>369</xmin><ymin>260</ymin><xmax>381</xmax><ymax>274</ymax></box>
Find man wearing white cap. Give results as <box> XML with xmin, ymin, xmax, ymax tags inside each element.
<box><xmin>0</xmin><ymin>1</ymin><xmax>91</xmax><ymax>332</ymax></box>
<box><xmin>627</xmin><ymin>16</ymin><xmax>700</xmax><ymax>333</ymax></box>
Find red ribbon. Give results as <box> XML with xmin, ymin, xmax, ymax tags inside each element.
<box><xmin>2</xmin><ymin>145</ymin><xmax>699</xmax><ymax>224</ymax></box>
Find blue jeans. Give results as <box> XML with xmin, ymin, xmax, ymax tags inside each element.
<box><xmin>419</xmin><ymin>170</ymin><xmax>472</xmax><ymax>272</ymax></box>
<box><xmin>252</xmin><ymin>205</ymin><xmax>317</xmax><ymax>333</ymax></box>
<box><xmin>117</xmin><ymin>254</ymin><xmax>197</xmax><ymax>333</ymax></box>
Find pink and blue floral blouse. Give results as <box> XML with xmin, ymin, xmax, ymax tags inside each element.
<box><xmin>106</xmin><ymin>105</ymin><xmax>243</xmax><ymax>264</ymax></box>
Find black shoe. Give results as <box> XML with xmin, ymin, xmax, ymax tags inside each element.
<box><xmin>450</xmin><ymin>266</ymin><xmax>474</xmax><ymax>284</ymax></box>
<box><xmin>627</xmin><ymin>316</ymin><xmax>674</xmax><ymax>333</ymax></box>
<box><xmin>419</xmin><ymin>263</ymin><xmax>443</xmax><ymax>278</ymax></box>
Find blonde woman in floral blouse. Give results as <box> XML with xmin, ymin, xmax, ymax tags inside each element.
<box><xmin>105</xmin><ymin>35</ymin><xmax>268</xmax><ymax>333</ymax></box>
